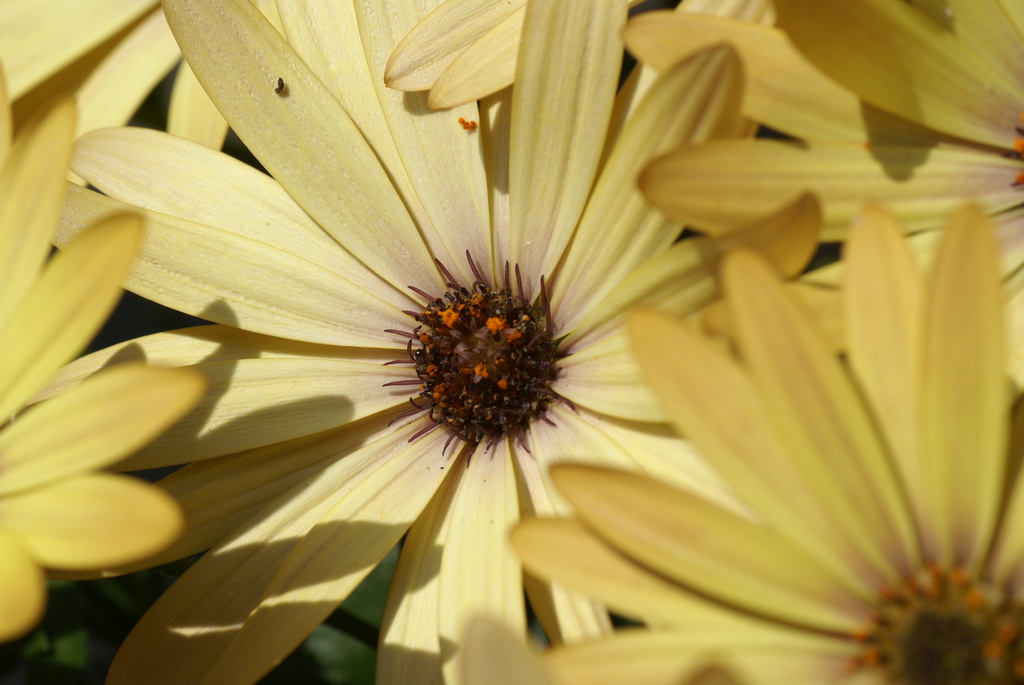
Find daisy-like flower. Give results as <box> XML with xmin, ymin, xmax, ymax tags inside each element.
<box><xmin>0</xmin><ymin>72</ymin><xmax>204</xmax><ymax>641</ymax></box>
<box><xmin>0</xmin><ymin>0</ymin><xmax>275</xmax><ymax>146</ymax></box>
<box><xmin>513</xmin><ymin>203</ymin><xmax>1024</xmax><ymax>684</ymax></box>
<box><xmin>48</xmin><ymin>0</ymin><xmax>817</xmax><ymax>681</ymax></box>
<box><xmin>625</xmin><ymin>0</ymin><xmax>1024</xmax><ymax>240</ymax></box>
<box><xmin>384</xmin><ymin>0</ymin><xmax>774</xmax><ymax>109</ymax></box>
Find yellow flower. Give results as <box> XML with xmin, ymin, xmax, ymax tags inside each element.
<box><xmin>48</xmin><ymin>0</ymin><xmax>817</xmax><ymax>681</ymax></box>
<box><xmin>384</xmin><ymin>0</ymin><xmax>774</xmax><ymax>109</ymax></box>
<box><xmin>0</xmin><ymin>72</ymin><xmax>204</xmax><ymax>641</ymax></box>
<box><xmin>0</xmin><ymin>0</ymin><xmax>272</xmax><ymax>146</ymax></box>
<box><xmin>514</xmin><ymin>204</ymin><xmax>1024</xmax><ymax>684</ymax></box>
<box><xmin>627</xmin><ymin>0</ymin><xmax>1024</xmax><ymax>240</ymax></box>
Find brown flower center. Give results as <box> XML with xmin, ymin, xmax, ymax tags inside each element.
<box><xmin>386</xmin><ymin>257</ymin><xmax>563</xmax><ymax>452</ymax></box>
<box><xmin>847</xmin><ymin>566</ymin><xmax>1024</xmax><ymax>685</ymax></box>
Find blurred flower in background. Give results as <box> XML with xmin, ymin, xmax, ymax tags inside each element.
<box><xmin>514</xmin><ymin>204</ymin><xmax>1024</xmax><ymax>684</ymax></box>
<box><xmin>627</xmin><ymin>0</ymin><xmax>1024</xmax><ymax>240</ymax></box>
<box><xmin>0</xmin><ymin>68</ymin><xmax>203</xmax><ymax>643</ymax></box>
<box><xmin>40</xmin><ymin>0</ymin><xmax>828</xmax><ymax>680</ymax></box>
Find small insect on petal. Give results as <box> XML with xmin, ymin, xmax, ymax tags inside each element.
<box><xmin>457</xmin><ymin>117</ymin><xmax>478</xmax><ymax>132</ymax></box>
<box><xmin>274</xmin><ymin>77</ymin><xmax>285</xmax><ymax>95</ymax></box>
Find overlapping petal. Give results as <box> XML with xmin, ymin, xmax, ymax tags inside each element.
<box><xmin>509</xmin><ymin>0</ymin><xmax>623</xmax><ymax>288</ymax></box>
<box><xmin>161</xmin><ymin>0</ymin><xmax>442</xmax><ymax>294</ymax></box>
<box><xmin>772</xmin><ymin>0</ymin><xmax>1024</xmax><ymax>147</ymax></box>
<box><xmin>0</xmin><ymin>214</ymin><xmax>141</xmax><ymax>420</ymax></box>
<box><xmin>107</xmin><ymin>424</ymin><xmax>451</xmax><ymax>685</ymax></box>
<box><xmin>0</xmin><ymin>364</ymin><xmax>202</xmax><ymax>496</ymax></box>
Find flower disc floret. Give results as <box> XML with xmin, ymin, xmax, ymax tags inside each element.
<box><xmin>849</xmin><ymin>566</ymin><xmax>1024</xmax><ymax>685</ymax></box>
<box><xmin>403</xmin><ymin>276</ymin><xmax>561</xmax><ymax>448</ymax></box>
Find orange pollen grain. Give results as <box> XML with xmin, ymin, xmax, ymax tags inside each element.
<box><xmin>419</xmin><ymin>333</ymin><xmax>430</xmax><ymax>343</ymax></box>
<box><xmin>457</xmin><ymin>117</ymin><xmax>478</xmax><ymax>131</ymax></box>
<box><xmin>505</xmin><ymin>330</ymin><xmax>522</xmax><ymax>342</ymax></box>
<box><xmin>1016</xmin><ymin>171</ymin><xmax>1024</xmax><ymax>185</ymax></box>
<box><xmin>497</xmin><ymin>379</ymin><xmax>508</xmax><ymax>389</ymax></box>
<box><xmin>440</xmin><ymin>309</ymin><xmax>459</xmax><ymax>326</ymax></box>
<box><xmin>474</xmin><ymin>363</ymin><xmax>489</xmax><ymax>378</ymax></box>
<box><xmin>1015</xmin><ymin>138</ymin><xmax>1024</xmax><ymax>154</ymax></box>
<box><xmin>486</xmin><ymin>317</ymin><xmax>506</xmax><ymax>334</ymax></box>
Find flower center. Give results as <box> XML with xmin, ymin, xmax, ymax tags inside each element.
<box><xmin>386</xmin><ymin>257</ymin><xmax>563</xmax><ymax>452</ymax></box>
<box><xmin>847</xmin><ymin>566</ymin><xmax>1024</xmax><ymax>684</ymax></box>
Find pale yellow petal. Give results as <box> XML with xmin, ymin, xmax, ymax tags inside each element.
<box><xmin>552</xmin><ymin>44</ymin><xmax>742</xmax><ymax>331</ymax></box>
<box><xmin>557</xmin><ymin>329</ymin><xmax>666</xmax><ymax>422</ymax></box>
<box><xmin>0</xmin><ymin>69</ymin><xmax>11</xmax><ymax>165</ymax></box>
<box><xmin>640</xmin><ymin>139</ymin><xmax>1021</xmax><ymax>239</ymax></box>
<box><xmin>684</xmin><ymin>0</ymin><xmax>774</xmax><ymax>22</ymax></box>
<box><xmin>385</xmin><ymin>0</ymin><xmax>524</xmax><ymax>92</ymax></box>
<box><xmin>0</xmin><ymin>365</ymin><xmax>203</xmax><ymax>497</ymax></box>
<box><xmin>379</xmin><ymin>462</ymin><xmax>461</xmax><ymax>685</ymax></box>
<box><xmin>0</xmin><ymin>473</ymin><xmax>182</xmax><ymax>570</ymax></box>
<box><xmin>116</xmin><ymin>356</ymin><xmax>409</xmax><ymax>470</ymax></box>
<box><xmin>439</xmin><ymin>441</ymin><xmax>523</xmax><ymax>685</ymax></box>
<box><xmin>551</xmin><ymin>465</ymin><xmax>866</xmax><ymax>633</ymax></box>
<box><xmin>998</xmin><ymin>0</ymin><xmax>1024</xmax><ymax>43</ymax></box>
<box><xmin>908</xmin><ymin>1</ymin><xmax>1022</xmax><ymax>90</ymax></box>
<box><xmin>59</xmin><ymin>184</ymin><xmax>409</xmax><ymax>348</ymax></box>
<box><xmin>988</xmin><ymin>398</ymin><xmax>1024</xmax><ymax>588</ymax></box>
<box><xmin>919</xmin><ymin>205</ymin><xmax>1006</xmax><ymax>568</ymax></box>
<box><xmin>509</xmin><ymin>0</ymin><xmax>624</xmax><ymax>288</ymax></box>
<box><xmin>33</xmin><ymin>325</ymin><xmax>388</xmax><ymax>400</ymax></box>
<box><xmin>428</xmin><ymin>10</ymin><xmax>521</xmax><ymax>110</ymax></box>
<box><xmin>843</xmin><ymin>207</ymin><xmax>930</xmax><ymax>552</ymax></box>
<box><xmin>461</xmin><ymin>617</ymin><xmax>555</xmax><ymax>685</ymax></box>
<box><xmin>161</xmin><ymin>0</ymin><xmax>441</xmax><ymax>294</ymax></box>
<box><xmin>480</xmin><ymin>88</ymin><xmax>513</xmax><ymax>272</ymax></box>
<box><xmin>623</xmin><ymin>13</ymin><xmax>934</xmax><ymax>144</ymax></box>
<box><xmin>70</xmin><ymin>126</ymin><xmax>413</xmax><ymax>316</ymax></box>
<box><xmin>351</xmin><ymin>0</ymin><xmax>493</xmax><ymax>286</ymax></box>
<box><xmin>0</xmin><ymin>214</ymin><xmax>140</xmax><ymax>421</ymax></box>
<box><xmin>276</xmin><ymin>0</ymin><xmax>461</xmax><ymax>276</ymax></box>
<box><xmin>0</xmin><ymin>530</ymin><xmax>44</xmax><ymax>642</ymax></box>
<box><xmin>0</xmin><ymin>0</ymin><xmax>155</xmax><ymax>99</ymax></box>
<box><xmin>725</xmin><ymin>251</ymin><xmax>918</xmax><ymax>578</ymax></box>
<box><xmin>106</xmin><ymin>425</ymin><xmax>450</xmax><ymax>685</ymax></box>
<box><xmin>0</xmin><ymin>98</ymin><xmax>74</xmax><ymax>328</ymax></box>
<box><xmin>772</xmin><ymin>0</ymin><xmax>1024</xmax><ymax>148</ymax></box>
<box><xmin>54</xmin><ymin>416</ymin><xmax>408</xmax><ymax>580</ymax></box>
<box><xmin>704</xmin><ymin>282</ymin><xmax>844</xmax><ymax>355</ymax></box>
<box><xmin>566</xmin><ymin>194</ymin><xmax>820</xmax><ymax>350</ymax></box>
<box><xmin>628</xmin><ymin>309</ymin><xmax>879</xmax><ymax>592</ymax></box>
<box><xmin>513</xmin><ymin>518</ymin><xmax>751</xmax><ymax>630</ymax></box>
<box><xmin>564</xmin><ymin>411</ymin><xmax>737</xmax><ymax>514</ymax></box>
<box><xmin>512</xmin><ymin>452</ymin><xmax>610</xmax><ymax>644</ymax></box>
<box><xmin>545</xmin><ymin>628</ymin><xmax>862</xmax><ymax>685</ymax></box>
<box><xmin>74</xmin><ymin>9</ymin><xmax>180</xmax><ymax>140</ymax></box>
<box><xmin>194</xmin><ymin>438</ymin><xmax>453</xmax><ymax>685</ymax></box>
<box><xmin>560</xmin><ymin>240</ymin><xmax>718</xmax><ymax>351</ymax></box>
<box><xmin>167</xmin><ymin>59</ymin><xmax>229</xmax><ymax>149</ymax></box>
